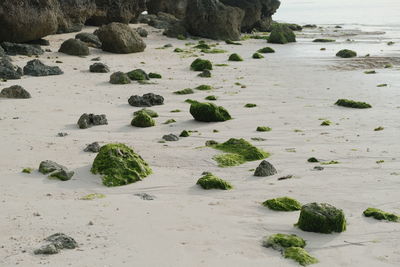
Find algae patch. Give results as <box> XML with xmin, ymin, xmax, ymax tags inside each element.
<box><xmin>263</xmin><ymin>197</ymin><xmax>302</xmax><ymax>211</ymax></box>
<box><xmin>363</xmin><ymin>208</ymin><xmax>399</xmax><ymax>222</ymax></box>
<box><xmin>196</xmin><ymin>173</ymin><xmax>233</xmax><ymax>190</ymax></box>
<box><xmin>284</xmin><ymin>247</ymin><xmax>318</xmax><ymax>266</ymax></box>
<box><xmin>91</xmin><ymin>144</ymin><xmax>152</xmax><ymax>187</ymax></box>
<box><xmin>80</xmin><ymin>193</ymin><xmax>106</xmax><ymax>200</ymax></box>
<box><xmin>263</xmin><ymin>233</ymin><xmax>306</xmax><ymax>251</ymax></box>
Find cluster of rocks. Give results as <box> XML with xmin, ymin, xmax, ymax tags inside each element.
<box><xmin>128</xmin><ymin>93</ymin><xmax>164</xmax><ymax>107</ymax></box>
<box><xmin>0</xmin><ymin>57</ymin><xmax>63</xmax><ymax>80</ymax></box>
<box><xmin>34</xmin><ymin>233</ymin><xmax>78</xmax><ymax>255</ymax></box>
<box><xmin>77</xmin><ymin>113</ymin><xmax>108</xmax><ymax>129</ymax></box>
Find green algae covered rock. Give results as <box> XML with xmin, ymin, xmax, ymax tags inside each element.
<box><xmin>257</xmin><ymin>126</ymin><xmax>271</xmax><ymax>132</ymax></box>
<box><xmin>313</xmin><ymin>39</ymin><xmax>335</xmax><ymax>43</ymax></box>
<box><xmin>336</xmin><ymin>49</ymin><xmax>357</xmax><ymax>58</ymax></box>
<box><xmin>180</xmin><ymin>130</ymin><xmax>190</xmax><ymax>137</ymax></box>
<box><xmin>268</xmin><ymin>24</ymin><xmax>296</xmax><ymax>44</ymax></box>
<box><xmin>196</xmin><ymin>84</ymin><xmax>213</xmax><ymax>91</ymax></box>
<box><xmin>363</xmin><ymin>208</ymin><xmax>399</xmax><ymax>222</ymax></box>
<box><xmin>190</xmin><ymin>102</ymin><xmax>231</xmax><ymax>122</ymax></box>
<box><xmin>284</xmin><ymin>247</ymin><xmax>318</xmax><ymax>266</ymax></box>
<box><xmin>196</xmin><ymin>173</ymin><xmax>232</xmax><ymax>190</ymax></box>
<box><xmin>205</xmin><ymin>95</ymin><xmax>217</xmax><ymax>101</ymax></box>
<box><xmin>297</xmin><ymin>202</ymin><xmax>346</xmax><ymax>233</ymax></box>
<box><xmin>252</xmin><ymin>53</ymin><xmax>264</xmax><ymax>59</ymax></box>
<box><xmin>127</xmin><ymin>69</ymin><xmax>149</xmax><ymax>81</ymax></box>
<box><xmin>133</xmin><ymin>108</ymin><xmax>158</xmax><ymax>118</ymax></box>
<box><xmin>228</xmin><ymin>53</ymin><xmax>243</xmax><ymax>61</ymax></box>
<box><xmin>174</xmin><ymin>88</ymin><xmax>194</xmax><ymax>95</ymax></box>
<box><xmin>149</xmin><ymin>73</ymin><xmax>162</xmax><ymax>79</ymax></box>
<box><xmin>110</xmin><ymin>71</ymin><xmax>131</xmax><ymax>84</ymax></box>
<box><xmin>190</xmin><ymin>58</ymin><xmax>213</xmax><ymax>71</ymax></box>
<box><xmin>91</xmin><ymin>143</ymin><xmax>152</xmax><ymax>187</ymax></box>
<box><xmin>263</xmin><ymin>233</ymin><xmax>306</xmax><ymax>251</ymax></box>
<box><xmin>131</xmin><ymin>111</ymin><xmax>155</xmax><ymax>127</ymax></box>
<box><xmin>263</xmin><ymin>197</ymin><xmax>302</xmax><ymax>211</ymax></box>
<box><xmin>335</xmin><ymin>99</ymin><xmax>371</xmax><ymax>109</ymax></box>
<box><xmin>258</xmin><ymin>47</ymin><xmax>275</xmax><ymax>53</ymax></box>
<box><xmin>213</xmin><ymin>138</ymin><xmax>269</xmax><ymax>167</ymax></box>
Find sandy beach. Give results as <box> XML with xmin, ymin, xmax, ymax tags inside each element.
<box><xmin>1</xmin><ymin>8</ymin><xmax>400</xmax><ymax>267</ymax></box>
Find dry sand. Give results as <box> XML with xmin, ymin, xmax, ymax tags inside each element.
<box><xmin>0</xmin><ymin>24</ymin><xmax>399</xmax><ymax>266</ymax></box>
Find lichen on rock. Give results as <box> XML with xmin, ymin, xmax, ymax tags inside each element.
<box><xmin>91</xmin><ymin>143</ymin><xmax>152</xmax><ymax>187</ymax></box>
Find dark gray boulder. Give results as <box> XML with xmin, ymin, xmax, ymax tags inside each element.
<box><xmin>96</xmin><ymin>22</ymin><xmax>146</xmax><ymax>53</ymax></box>
<box><xmin>89</xmin><ymin>62</ymin><xmax>109</xmax><ymax>73</ymax></box>
<box><xmin>184</xmin><ymin>0</ymin><xmax>244</xmax><ymax>41</ymax></box>
<box><xmin>23</xmin><ymin>59</ymin><xmax>63</xmax><ymax>76</ymax></box>
<box><xmin>0</xmin><ymin>58</ymin><xmax>23</xmax><ymax>80</ymax></box>
<box><xmin>254</xmin><ymin>160</ymin><xmax>277</xmax><ymax>177</ymax></box>
<box><xmin>25</xmin><ymin>39</ymin><xmax>50</xmax><ymax>46</ymax></box>
<box><xmin>75</xmin><ymin>32</ymin><xmax>102</xmax><ymax>48</ymax></box>
<box><xmin>38</xmin><ymin>160</ymin><xmax>74</xmax><ymax>181</ymax></box>
<box><xmin>77</xmin><ymin>113</ymin><xmax>108</xmax><ymax>129</ymax></box>
<box><xmin>0</xmin><ymin>42</ymin><xmax>44</xmax><ymax>56</ymax></box>
<box><xmin>0</xmin><ymin>85</ymin><xmax>31</xmax><ymax>99</ymax></box>
<box><xmin>128</xmin><ymin>93</ymin><xmax>164</xmax><ymax>107</ymax></box>
<box><xmin>59</xmin><ymin>38</ymin><xmax>90</xmax><ymax>56</ymax></box>
<box><xmin>84</xmin><ymin>142</ymin><xmax>101</xmax><ymax>152</ymax></box>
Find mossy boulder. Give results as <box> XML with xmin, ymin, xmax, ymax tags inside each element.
<box><xmin>196</xmin><ymin>173</ymin><xmax>232</xmax><ymax>190</ymax></box>
<box><xmin>133</xmin><ymin>108</ymin><xmax>158</xmax><ymax>118</ymax></box>
<box><xmin>336</xmin><ymin>49</ymin><xmax>357</xmax><ymax>58</ymax></box>
<box><xmin>110</xmin><ymin>72</ymin><xmax>131</xmax><ymax>84</ymax></box>
<box><xmin>257</xmin><ymin>126</ymin><xmax>271</xmax><ymax>132</ymax></box>
<box><xmin>335</xmin><ymin>99</ymin><xmax>371</xmax><ymax>109</ymax></box>
<box><xmin>213</xmin><ymin>138</ymin><xmax>270</xmax><ymax>167</ymax></box>
<box><xmin>91</xmin><ymin>144</ymin><xmax>152</xmax><ymax>187</ymax></box>
<box><xmin>268</xmin><ymin>24</ymin><xmax>296</xmax><ymax>44</ymax></box>
<box><xmin>263</xmin><ymin>197</ymin><xmax>302</xmax><ymax>211</ymax></box>
<box><xmin>252</xmin><ymin>53</ymin><xmax>264</xmax><ymax>59</ymax></box>
<box><xmin>296</xmin><ymin>203</ymin><xmax>346</xmax><ymax>233</ymax></box>
<box><xmin>149</xmin><ymin>73</ymin><xmax>162</xmax><ymax>79</ymax></box>
<box><xmin>180</xmin><ymin>130</ymin><xmax>190</xmax><ymax>137</ymax></box>
<box><xmin>195</xmin><ymin>84</ymin><xmax>212</xmax><ymax>91</ymax></box>
<box><xmin>284</xmin><ymin>247</ymin><xmax>318</xmax><ymax>266</ymax></box>
<box><xmin>363</xmin><ymin>208</ymin><xmax>399</xmax><ymax>222</ymax></box>
<box><xmin>190</xmin><ymin>101</ymin><xmax>231</xmax><ymax>122</ymax></box>
<box><xmin>190</xmin><ymin>58</ymin><xmax>213</xmax><ymax>71</ymax></box>
<box><xmin>258</xmin><ymin>47</ymin><xmax>275</xmax><ymax>53</ymax></box>
<box><xmin>262</xmin><ymin>233</ymin><xmax>306</xmax><ymax>251</ymax></box>
<box><xmin>205</xmin><ymin>95</ymin><xmax>217</xmax><ymax>101</ymax></box>
<box><xmin>127</xmin><ymin>69</ymin><xmax>149</xmax><ymax>81</ymax></box>
<box><xmin>198</xmin><ymin>69</ymin><xmax>212</xmax><ymax>78</ymax></box>
<box><xmin>174</xmin><ymin>88</ymin><xmax>194</xmax><ymax>95</ymax></box>
<box><xmin>228</xmin><ymin>53</ymin><xmax>243</xmax><ymax>61</ymax></box>
<box><xmin>131</xmin><ymin>112</ymin><xmax>155</xmax><ymax>127</ymax></box>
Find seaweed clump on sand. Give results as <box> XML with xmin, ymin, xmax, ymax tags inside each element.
<box><xmin>263</xmin><ymin>197</ymin><xmax>302</xmax><ymax>211</ymax></box>
<box><xmin>195</xmin><ymin>84</ymin><xmax>213</xmax><ymax>91</ymax></box>
<box><xmin>335</xmin><ymin>99</ymin><xmax>371</xmax><ymax>109</ymax></box>
<box><xmin>174</xmin><ymin>88</ymin><xmax>194</xmax><ymax>95</ymax></box>
<box><xmin>212</xmin><ymin>138</ymin><xmax>269</xmax><ymax>167</ymax></box>
<box><xmin>257</xmin><ymin>126</ymin><xmax>271</xmax><ymax>132</ymax></box>
<box><xmin>268</xmin><ymin>24</ymin><xmax>296</xmax><ymax>44</ymax></box>
<box><xmin>190</xmin><ymin>58</ymin><xmax>213</xmax><ymax>71</ymax></box>
<box><xmin>133</xmin><ymin>108</ymin><xmax>158</xmax><ymax>118</ymax></box>
<box><xmin>196</xmin><ymin>173</ymin><xmax>233</xmax><ymax>190</ymax></box>
<box><xmin>313</xmin><ymin>39</ymin><xmax>335</xmax><ymax>43</ymax></box>
<box><xmin>284</xmin><ymin>247</ymin><xmax>319</xmax><ymax>266</ymax></box>
<box><xmin>91</xmin><ymin>144</ymin><xmax>152</xmax><ymax>187</ymax></box>
<box><xmin>258</xmin><ymin>47</ymin><xmax>275</xmax><ymax>53</ymax></box>
<box><xmin>296</xmin><ymin>202</ymin><xmax>346</xmax><ymax>233</ymax></box>
<box><xmin>131</xmin><ymin>111</ymin><xmax>155</xmax><ymax>127</ymax></box>
<box><xmin>148</xmin><ymin>73</ymin><xmax>162</xmax><ymax>79</ymax></box>
<box><xmin>363</xmin><ymin>208</ymin><xmax>399</xmax><ymax>222</ymax></box>
<box><xmin>228</xmin><ymin>53</ymin><xmax>243</xmax><ymax>61</ymax></box>
<box><xmin>252</xmin><ymin>53</ymin><xmax>264</xmax><ymax>59</ymax></box>
<box><xmin>190</xmin><ymin>101</ymin><xmax>231</xmax><ymax>122</ymax></box>
<box><xmin>336</xmin><ymin>49</ymin><xmax>357</xmax><ymax>58</ymax></box>
<box><xmin>205</xmin><ymin>95</ymin><xmax>217</xmax><ymax>101</ymax></box>
<box><xmin>263</xmin><ymin>233</ymin><xmax>306</xmax><ymax>251</ymax></box>
<box><xmin>127</xmin><ymin>69</ymin><xmax>149</xmax><ymax>81</ymax></box>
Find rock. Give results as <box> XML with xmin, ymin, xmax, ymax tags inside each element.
<box><xmin>77</xmin><ymin>113</ymin><xmax>108</xmax><ymax>129</ymax></box>
<box><xmin>91</xmin><ymin>143</ymin><xmax>152</xmax><ymax>187</ymax></box>
<box><xmin>147</xmin><ymin>0</ymin><xmax>188</xmax><ymax>19</ymax></box>
<box><xmin>179</xmin><ymin>130</ymin><xmax>190</xmax><ymax>137</ymax></box>
<box><xmin>96</xmin><ymin>22</ymin><xmax>146</xmax><ymax>54</ymax></box>
<box><xmin>296</xmin><ymin>202</ymin><xmax>346</xmax><ymax>233</ymax></box>
<box><xmin>268</xmin><ymin>23</ymin><xmax>296</xmax><ymax>44</ymax></box>
<box><xmin>263</xmin><ymin>233</ymin><xmax>306</xmax><ymax>251</ymax></box>
<box><xmin>133</xmin><ymin>108</ymin><xmax>159</xmax><ymax>118</ymax></box>
<box><xmin>131</xmin><ymin>112</ymin><xmax>155</xmax><ymax>127</ymax></box>
<box><xmin>0</xmin><ymin>42</ymin><xmax>44</xmax><ymax>56</ymax></box>
<box><xmin>84</xmin><ymin>142</ymin><xmax>101</xmax><ymax>153</ymax></box>
<box><xmin>228</xmin><ymin>53</ymin><xmax>243</xmax><ymax>61</ymax></box>
<box><xmin>89</xmin><ymin>63</ymin><xmax>109</xmax><ymax>73</ymax></box>
<box><xmin>189</xmin><ymin>101</ymin><xmax>231</xmax><ymax>122</ymax></box>
<box><xmin>109</xmin><ymin>71</ymin><xmax>131</xmax><ymax>84</ymax></box>
<box><xmin>313</xmin><ymin>166</ymin><xmax>324</xmax><ymax>171</ymax></box>
<box><xmin>39</xmin><ymin>160</ymin><xmax>74</xmax><ymax>181</ymax></box>
<box><xmin>23</xmin><ymin>59</ymin><xmax>63</xmax><ymax>76</ymax></box>
<box><xmin>136</xmin><ymin>27</ymin><xmax>148</xmax><ymax>37</ymax></box>
<box><xmin>57</xmin><ymin>132</ymin><xmax>68</xmax><ymax>137</ymax></box>
<box><xmin>91</xmin><ymin>56</ymin><xmax>101</xmax><ymax>61</ymax></box>
<box><xmin>75</xmin><ymin>32</ymin><xmax>102</xmax><ymax>48</ymax></box>
<box><xmin>0</xmin><ymin>85</ymin><xmax>31</xmax><ymax>99</ymax></box>
<box><xmin>196</xmin><ymin>173</ymin><xmax>233</xmax><ymax>190</ymax></box>
<box><xmin>262</xmin><ymin>197</ymin><xmax>302</xmax><ymax>211</ymax></box>
<box><xmin>0</xmin><ymin>46</ymin><xmax>4</xmax><ymax>57</ymax></box>
<box><xmin>34</xmin><ymin>233</ymin><xmax>78</xmax><ymax>254</ymax></box>
<box><xmin>190</xmin><ymin>58</ymin><xmax>213</xmax><ymax>71</ymax></box>
<box><xmin>127</xmin><ymin>69</ymin><xmax>149</xmax><ymax>80</ymax></box>
<box><xmin>254</xmin><ymin>160</ymin><xmax>277</xmax><ymax>177</ymax></box>
<box><xmin>134</xmin><ymin>193</ymin><xmax>156</xmax><ymax>200</ymax></box>
<box><xmin>86</xmin><ymin>0</ymin><xmax>146</xmax><ymax>26</ymax></box>
<box><xmin>162</xmin><ymin>134</ymin><xmax>179</xmax><ymax>141</ymax></box>
<box><xmin>56</xmin><ymin>0</ymin><xmax>96</xmax><ymax>34</ymax></box>
<box><xmin>128</xmin><ymin>93</ymin><xmax>164</xmax><ymax>107</ymax></box>
<box><xmin>185</xmin><ymin>0</ymin><xmax>244</xmax><ymax>40</ymax></box>
<box><xmin>0</xmin><ymin>58</ymin><xmax>23</xmax><ymax>80</ymax></box>
<box><xmin>336</xmin><ymin>49</ymin><xmax>357</xmax><ymax>58</ymax></box>
<box><xmin>148</xmin><ymin>72</ymin><xmax>162</xmax><ymax>79</ymax></box>
<box><xmin>59</xmin><ymin>38</ymin><xmax>89</xmax><ymax>56</ymax></box>
<box><xmin>198</xmin><ymin>69</ymin><xmax>211</xmax><ymax>78</ymax></box>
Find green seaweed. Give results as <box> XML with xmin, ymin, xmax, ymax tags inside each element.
<box><xmin>22</xmin><ymin>168</ymin><xmax>33</xmax><ymax>174</ymax></box>
<box><xmin>377</xmin><ymin>84</ymin><xmax>387</xmax><ymax>87</ymax></box>
<box><xmin>245</xmin><ymin>103</ymin><xmax>257</xmax><ymax>108</ymax></box>
<box><xmin>263</xmin><ymin>197</ymin><xmax>302</xmax><ymax>211</ymax></box>
<box><xmin>364</xmin><ymin>70</ymin><xmax>376</xmax><ymax>74</ymax></box>
<box><xmin>190</xmin><ymin>102</ymin><xmax>231</xmax><ymax>122</ymax></box>
<box><xmin>263</xmin><ymin>233</ymin><xmax>306</xmax><ymax>251</ymax></box>
<box><xmin>174</xmin><ymin>88</ymin><xmax>194</xmax><ymax>95</ymax></box>
<box><xmin>320</xmin><ymin>120</ymin><xmax>331</xmax><ymax>126</ymax></box>
<box><xmin>196</xmin><ymin>84</ymin><xmax>213</xmax><ymax>91</ymax></box>
<box><xmin>374</xmin><ymin>126</ymin><xmax>384</xmax><ymax>131</ymax></box>
<box><xmin>170</xmin><ymin>109</ymin><xmax>181</xmax><ymax>113</ymax></box>
<box><xmin>127</xmin><ymin>69</ymin><xmax>148</xmax><ymax>81</ymax></box>
<box><xmin>256</xmin><ymin>126</ymin><xmax>271</xmax><ymax>132</ymax></box>
<box><xmin>258</xmin><ymin>47</ymin><xmax>275</xmax><ymax>53</ymax></box>
<box><xmin>131</xmin><ymin>112</ymin><xmax>155</xmax><ymax>127</ymax></box>
<box><xmin>109</xmin><ymin>72</ymin><xmax>131</xmax><ymax>84</ymax></box>
<box><xmin>268</xmin><ymin>23</ymin><xmax>296</xmax><ymax>44</ymax></box>
<box><xmin>201</xmin><ymin>48</ymin><xmax>227</xmax><ymax>54</ymax></box>
<box><xmin>228</xmin><ymin>53</ymin><xmax>243</xmax><ymax>61</ymax></box>
<box><xmin>174</xmin><ymin>48</ymin><xmax>183</xmax><ymax>53</ymax></box>
<box><xmin>336</xmin><ymin>49</ymin><xmax>357</xmax><ymax>58</ymax></box>
<box><xmin>196</xmin><ymin>173</ymin><xmax>233</xmax><ymax>190</ymax></box>
<box><xmin>363</xmin><ymin>208</ymin><xmax>399</xmax><ymax>222</ymax></box>
<box><xmin>284</xmin><ymin>247</ymin><xmax>318</xmax><ymax>266</ymax></box>
<box><xmin>80</xmin><ymin>193</ymin><xmax>106</xmax><ymax>200</ymax></box>
<box><xmin>205</xmin><ymin>95</ymin><xmax>217</xmax><ymax>101</ymax></box>
<box><xmin>215</xmin><ymin>64</ymin><xmax>229</xmax><ymax>67</ymax></box>
<box><xmin>163</xmin><ymin>119</ymin><xmax>176</xmax><ymax>124</ymax></box>
<box><xmin>320</xmin><ymin>160</ymin><xmax>339</xmax><ymax>165</ymax></box>
<box><xmin>335</xmin><ymin>99</ymin><xmax>372</xmax><ymax>109</ymax></box>
<box><xmin>213</xmin><ymin>153</ymin><xmax>245</xmax><ymax>167</ymax></box>
<box><xmin>133</xmin><ymin>109</ymin><xmax>158</xmax><ymax>118</ymax></box>
<box><xmin>252</xmin><ymin>53</ymin><xmax>264</xmax><ymax>59</ymax></box>
<box><xmin>307</xmin><ymin>157</ymin><xmax>319</xmax><ymax>163</ymax></box>
<box><xmin>91</xmin><ymin>144</ymin><xmax>152</xmax><ymax>187</ymax></box>
<box><xmin>190</xmin><ymin>58</ymin><xmax>213</xmax><ymax>71</ymax></box>
<box><xmin>179</xmin><ymin>130</ymin><xmax>190</xmax><ymax>137</ymax></box>
<box><xmin>149</xmin><ymin>73</ymin><xmax>162</xmax><ymax>79</ymax></box>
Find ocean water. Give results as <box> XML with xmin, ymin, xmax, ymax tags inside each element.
<box><xmin>274</xmin><ymin>0</ymin><xmax>400</xmax><ymax>26</ymax></box>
